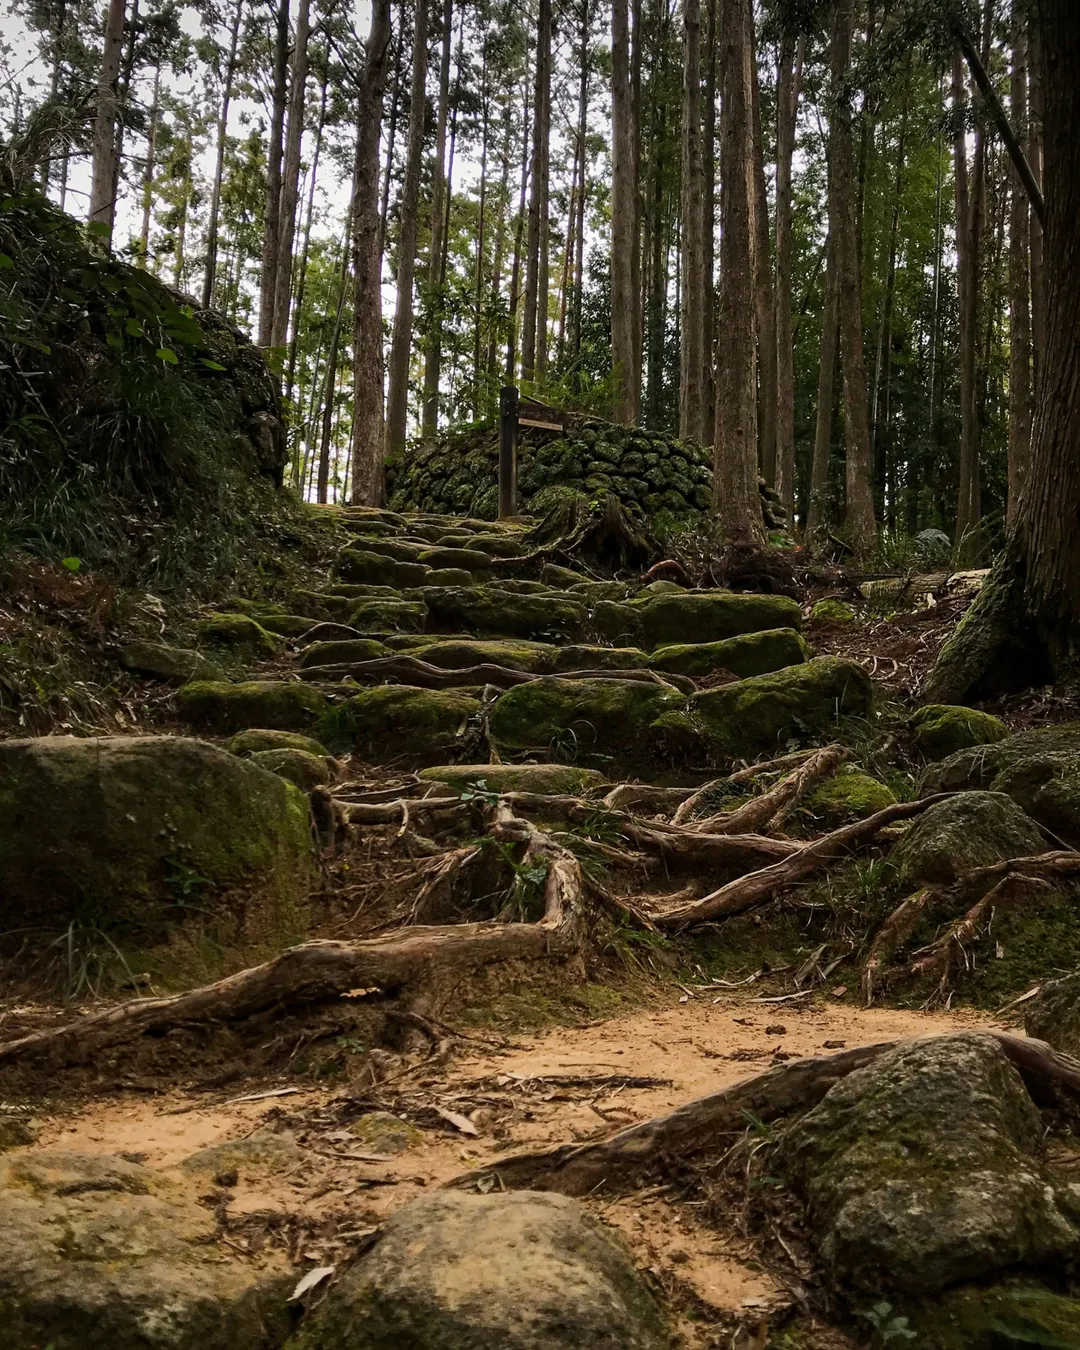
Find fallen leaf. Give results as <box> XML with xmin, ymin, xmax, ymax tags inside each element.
<box><xmin>289</xmin><ymin>1266</ymin><xmax>334</xmax><ymax>1301</ymax></box>
<box><xmin>831</xmin><ymin>985</ymin><xmax>848</xmax><ymax>998</ymax></box>
<box><xmin>436</xmin><ymin>1105</ymin><xmax>480</xmax><ymax>1136</ymax></box>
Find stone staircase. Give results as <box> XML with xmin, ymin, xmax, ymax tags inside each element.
<box><xmin>169</xmin><ymin>505</ymin><xmax>873</xmax><ymax>788</ymax></box>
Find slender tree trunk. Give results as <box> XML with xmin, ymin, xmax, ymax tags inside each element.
<box><xmin>107</xmin><ymin>0</ymin><xmax>138</xmax><ymax>228</ymax></box>
<box><xmin>202</xmin><ymin>0</ymin><xmax>243</xmax><ymax>309</ymax></box>
<box><xmin>504</xmin><ymin>57</ymin><xmax>532</xmax><ymax>384</ymax></box>
<box><xmin>484</xmin><ymin>104</ymin><xmax>514</xmax><ymax>407</ymax></box>
<box><xmin>828</xmin><ymin>0</ymin><xmax>877</xmax><ymax>554</ymax></box>
<box><xmin>1027</xmin><ymin>15</ymin><xmax>1045</xmax><ymax>389</ymax></box>
<box><xmin>379</xmin><ymin>19</ymin><xmax>405</xmax><ymax>255</ymax></box>
<box><xmin>473</xmin><ymin>44</ymin><xmax>490</xmax><ymax>414</ymax></box>
<box><xmin>679</xmin><ymin>0</ymin><xmax>704</xmax><ymax>441</ymax></box>
<box><xmin>702</xmin><ymin>0</ymin><xmax>717</xmax><ymax>429</ymax></box>
<box><xmin>750</xmin><ymin>35</ymin><xmax>777</xmax><ymax>487</ymax></box>
<box><xmin>420</xmin><ymin>0</ymin><xmax>453</xmax><ymax>438</ymax></box>
<box><xmin>611</xmin><ymin>0</ymin><xmax>638</xmax><ymax>424</ymax></box>
<box><xmin>1008</xmin><ymin>9</ymin><xmax>1032</xmax><ymax>523</ymax></box>
<box><xmin>572</xmin><ymin>0</ymin><xmax>590</xmax><ymax>366</ymax></box>
<box><xmin>284</xmin><ymin>78</ymin><xmax>328</xmax><ymax>411</ymax></box>
<box><xmin>88</xmin><ymin>0</ymin><xmax>126</xmax><ymax>242</ymax></box>
<box><xmin>350</xmin><ymin>0</ymin><xmax>393</xmax><ymax>506</ymax></box>
<box><xmin>775</xmin><ymin>34</ymin><xmax>803</xmax><ymax>518</ymax></box>
<box><xmin>138</xmin><ymin>63</ymin><xmax>160</xmax><ymax>267</ymax></box>
<box><xmin>258</xmin><ymin>0</ymin><xmax>289</xmax><ymax>348</ymax></box>
<box><xmin>521</xmin><ymin>0</ymin><xmax>551</xmax><ymax>386</ymax></box>
<box><xmin>714</xmin><ymin>0</ymin><xmax>764</xmax><ymax>544</ymax></box>
<box><xmin>535</xmin><ymin>14</ymin><xmax>552</xmax><ymax>384</ymax></box>
<box><xmin>954</xmin><ymin>53</ymin><xmax>980</xmax><ymax>541</ymax></box>
<box><xmin>317</xmin><ymin>233</ymin><xmax>352</xmax><ymax>504</ymax></box>
<box><xmin>807</xmin><ymin>234</ymin><xmax>840</xmax><ymax>538</ymax></box>
<box><xmin>270</xmin><ymin>0</ymin><xmax>311</xmax><ymax>352</ymax></box>
<box><xmin>385</xmin><ymin>0</ymin><xmax>430</xmax><ymax>459</ymax></box>
<box><xmin>630</xmin><ymin>0</ymin><xmax>644</xmax><ymax>389</ymax></box>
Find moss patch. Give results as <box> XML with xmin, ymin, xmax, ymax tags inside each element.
<box><xmin>226</xmin><ymin>728</ymin><xmax>329</xmax><ymax>757</ymax></box>
<box><xmin>912</xmin><ymin>703</ymin><xmax>1008</xmax><ymax>761</ymax></box>
<box><xmin>175</xmin><ymin>680</ymin><xmax>329</xmax><ymax>734</ymax></box>
<box><xmin>909</xmin><ymin>1281</ymin><xmax>1080</xmax><ymax>1349</ymax></box>
<box><xmin>197</xmin><ymin>612</ymin><xmax>284</xmax><ymax>659</ymax></box>
<box><xmin>320</xmin><ymin>686</ymin><xmax>480</xmax><ymax>762</ymax></box>
<box><xmin>333</xmin><ymin>547</ymin><xmax>428</xmax><ymax>588</ymax></box>
<box><xmin>636</xmin><ymin>591</ymin><xmax>801</xmax><ymax>650</ymax></box>
<box><xmin>412</xmin><ymin>638</ymin><xmax>557</xmax><ymax>673</ymax></box>
<box><xmin>810</xmin><ymin>598</ymin><xmax>856</xmax><ymax>625</ymax></box>
<box><xmin>651</xmin><ymin>627</ymin><xmax>809</xmax><ymax>679</ymax></box>
<box><xmin>423</xmin><ymin>585</ymin><xmax>588</xmax><ymax>642</ymax></box>
<box><xmin>297</xmin><ymin>638</ymin><xmax>389</xmax><ymax>669</ymax></box>
<box><xmin>248</xmin><ymin>747</ymin><xmax>330</xmax><ymax>791</ymax></box>
<box><xmin>803</xmin><ymin>768</ymin><xmax>897</xmax><ymax>825</ymax></box>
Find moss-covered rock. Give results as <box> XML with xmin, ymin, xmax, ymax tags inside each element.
<box><xmin>321</xmin><ymin>686</ymin><xmax>480</xmax><ymax>761</ymax></box>
<box><xmin>346</xmin><ymin>1111</ymin><xmax>423</xmax><ymax>1155</ymax></box>
<box><xmin>418</xmin><ymin>764</ymin><xmax>606</xmax><ymax>795</ymax></box>
<box><xmin>893</xmin><ymin>791</ymin><xmax>1045</xmax><ymax>887</ymax></box>
<box><xmin>921</xmin><ymin>725</ymin><xmax>1080</xmax><ymax>798</ymax></box>
<box><xmin>551</xmin><ymin>645</ymin><xmax>649</xmax><ymax>672</ymax></box>
<box><xmin>1025</xmin><ymin>971</ymin><xmax>1080</xmax><ymax>1057</ymax></box>
<box><xmin>636</xmin><ymin>591</ymin><xmax>802</xmax><ymax>650</ymax></box>
<box><xmin>687</xmin><ymin>657</ymin><xmax>873</xmax><ymax>763</ymax></box>
<box><xmin>226</xmin><ymin>728</ymin><xmax>329</xmax><ymax>757</ymax></box>
<box><xmin>175</xmin><ymin>680</ymin><xmax>329</xmax><ymax>734</ymax></box>
<box><xmin>489</xmin><ymin>677</ymin><xmax>681</xmax><ymax>763</ymax></box>
<box><xmin>910</xmin><ymin>1281</ymin><xmax>1080</xmax><ymax>1350</ymax></box>
<box><xmin>248</xmin><ymin>747</ymin><xmax>330</xmax><ymax>791</ymax></box>
<box><xmin>782</xmin><ymin>1034</ymin><xmax>1080</xmax><ymax>1297</ymax></box>
<box><xmin>423</xmin><ymin>586</ymin><xmax>588</xmax><ymax>641</ymax></box>
<box><xmin>809</xmin><ymin>598</ymin><xmax>856</xmax><ymax>624</ymax></box>
<box><xmin>197</xmin><ymin>612</ymin><xmax>283</xmax><ymax>658</ymax></box>
<box><xmin>284</xmin><ymin>1190</ymin><xmax>668</xmax><ymax>1350</ymax></box>
<box><xmin>651</xmin><ymin>628</ymin><xmax>809</xmax><ymax>679</ymax></box>
<box><xmin>912</xmin><ymin>704</ymin><xmax>1009</xmax><ymax>761</ymax></box>
<box><xmin>0</xmin><ymin>1151</ymin><xmax>293</xmax><ymax>1350</ymax></box>
<box><xmin>804</xmin><ymin>768</ymin><xmax>897</xmax><ymax>824</ymax></box>
<box><xmin>118</xmin><ymin>640</ymin><xmax>220</xmax><ymax>682</ymax></box>
<box><xmin>297</xmin><ymin>638</ymin><xmax>389</xmax><ymax>669</ymax></box>
<box><xmin>0</xmin><ymin>736</ymin><xmax>313</xmax><ymax>945</ymax></box>
<box><xmin>348</xmin><ymin>599</ymin><xmax>428</xmax><ymax>633</ymax></box>
<box><xmin>412</xmin><ymin>639</ymin><xmax>557</xmax><ymax>673</ymax></box>
<box><xmin>333</xmin><ymin>547</ymin><xmax>428</xmax><ymax>588</ymax></box>
<box><xmin>254</xmin><ymin>613</ymin><xmax>320</xmax><ymax>638</ymax></box>
<box><xmin>589</xmin><ymin>600</ymin><xmax>642</xmax><ymax>643</ymax></box>
<box><xmin>345</xmin><ymin>535</ymin><xmax>425</xmax><ymax>563</ymax></box>
<box><xmin>423</xmin><ymin>567</ymin><xmax>474</xmax><ymax>586</ymax></box>
<box><xmin>418</xmin><ymin>546</ymin><xmax>493</xmax><ymax>572</ymax></box>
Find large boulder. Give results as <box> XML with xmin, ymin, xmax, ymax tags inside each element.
<box><xmin>326</xmin><ymin>686</ymin><xmax>481</xmax><ymax>762</ymax></box>
<box><xmin>0</xmin><ymin>1151</ymin><xmax>292</xmax><ymax>1350</ymax></box>
<box><xmin>175</xmin><ymin>680</ymin><xmax>329</xmax><ymax>734</ymax></box>
<box><xmin>0</xmin><ymin>736</ymin><xmax>314</xmax><ymax>944</ymax></box>
<box><xmin>118</xmin><ymin>640</ymin><xmax>220</xmax><ymax>682</ymax></box>
<box><xmin>686</xmin><ymin>657</ymin><xmax>873</xmax><ymax>763</ymax></box>
<box><xmin>488</xmin><ymin>678</ymin><xmax>680</xmax><ymax>764</ymax></box>
<box><xmin>422</xmin><ymin>586</ymin><xmax>588</xmax><ymax>642</ymax></box>
<box><xmin>911</xmin><ymin>704</ymin><xmax>1008</xmax><ymax>761</ymax></box>
<box><xmin>651</xmin><ymin>628</ymin><xmax>809</xmax><ymax>679</ymax></box>
<box><xmin>635</xmin><ymin>591</ymin><xmax>801</xmax><ymax>650</ymax></box>
<box><xmin>1025</xmin><ymin>972</ymin><xmax>1080</xmax><ymax>1057</ymax></box>
<box><xmin>782</xmin><ymin>1034</ymin><xmax>1080</xmax><ymax>1297</ymax></box>
<box><xmin>285</xmin><ymin>1190</ymin><xmax>668</xmax><ymax>1350</ymax></box>
<box><xmin>297</xmin><ymin>638</ymin><xmax>389</xmax><ymax>669</ymax></box>
<box><xmin>893</xmin><ymin>791</ymin><xmax>1045</xmax><ymax>887</ymax></box>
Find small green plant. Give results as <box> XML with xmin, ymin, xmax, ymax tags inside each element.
<box><xmin>859</xmin><ymin>1301</ymin><xmax>918</xmax><ymax>1346</ymax></box>
<box><xmin>163</xmin><ymin>857</ymin><xmax>210</xmax><ymax>901</ymax></box>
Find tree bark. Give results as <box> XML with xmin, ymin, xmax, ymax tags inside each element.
<box><xmin>1008</xmin><ymin>6</ymin><xmax>1033</xmax><ymax>524</ymax></box>
<box><xmin>713</xmin><ymin>0</ymin><xmax>764</xmax><ymax>545</ymax></box>
<box><xmin>807</xmin><ymin>233</ymin><xmax>840</xmax><ymax>538</ymax></box>
<box><xmin>504</xmin><ymin>55</ymin><xmax>532</xmax><ymax>384</ymax></box>
<box><xmin>1028</xmin><ymin>19</ymin><xmax>1046</xmax><ymax>387</ymax></box>
<box><xmin>284</xmin><ymin>78</ymin><xmax>328</xmax><ymax>411</ymax></box>
<box><xmin>88</xmin><ymin>0</ymin><xmax>126</xmax><ymax>242</ymax></box>
<box><xmin>571</xmin><ymin>0</ymin><xmax>590</xmax><ymax>368</ymax></box>
<box><xmin>750</xmin><ymin>34</ymin><xmax>777</xmax><ymax>489</ymax></box>
<box><xmin>679</xmin><ymin>0</ymin><xmax>705</xmax><ymax>442</ymax></box>
<box><xmin>349</xmin><ymin>0</ymin><xmax>392</xmax><ymax>507</ymax></box>
<box><xmin>258</xmin><ymin>0</ymin><xmax>289</xmax><ymax>348</ymax></box>
<box><xmin>774</xmin><ymin>34</ymin><xmax>803</xmax><ymax>519</ymax></box>
<box><xmin>270</xmin><ymin>0</ymin><xmax>311</xmax><ymax>353</ymax></box>
<box><xmin>202</xmin><ymin>0</ymin><xmax>244</xmax><ymax>309</ymax></box>
<box><xmin>138</xmin><ymin>64</ymin><xmax>160</xmax><ymax>267</ymax></box>
<box><xmin>522</xmin><ymin>0</ymin><xmax>552</xmax><ymax>387</ymax></box>
<box><xmin>702</xmin><ymin>0</ymin><xmax>717</xmax><ymax>430</ymax></box>
<box><xmin>420</xmin><ymin>0</ymin><xmax>453</xmax><ymax>438</ymax></box>
<box><xmin>829</xmin><ymin>0</ymin><xmax>876</xmax><ymax>555</ymax></box>
<box><xmin>385</xmin><ymin>0</ymin><xmax>430</xmax><ymax>460</ymax></box>
<box><xmin>611</xmin><ymin>0</ymin><xmax>639</xmax><ymax>424</ymax></box>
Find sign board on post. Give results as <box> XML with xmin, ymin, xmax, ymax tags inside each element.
<box><xmin>518</xmin><ymin>398</ymin><xmax>569</xmax><ymax>433</ymax></box>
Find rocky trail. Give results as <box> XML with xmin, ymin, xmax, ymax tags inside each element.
<box><xmin>7</xmin><ymin>501</ymin><xmax>1080</xmax><ymax>1347</ymax></box>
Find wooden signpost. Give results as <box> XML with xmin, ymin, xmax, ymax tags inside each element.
<box><xmin>498</xmin><ymin>386</ymin><xmax>570</xmax><ymax>519</ymax></box>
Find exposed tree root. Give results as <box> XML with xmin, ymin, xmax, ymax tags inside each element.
<box><xmin>654</xmin><ymin>796</ymin><xmax>950</xmax><ymax>929</ymax></box>
<box><xmin>0</xmin><ymin>925</ymin><xmax>574</xmax><ymax>1069</ymax></box>
<box><xmin>302</xmin><ymin>655</ymin><xmax>693</xmax><ymax>694</ymax></box>
<box><xmin>451</xmin><ymin>1033</ymin><xmax>1080</xmax><ymax>1197</ymax></box>
<box><xmin>863</xmin><ymin>851</ymin><xmax>1080</xmax><ymax>999</ymax></box>
<box><xmin>692</xmin><ymin>743</ymin><xmax>850</xmax><ymax>835</ymax></box>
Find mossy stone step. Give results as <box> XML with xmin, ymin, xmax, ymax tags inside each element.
<box><xmin>297</xmin><ymin>638</ymin><xmax>389</xmax><ymax>669</ymax></box>
<box><xmin>651</xmin><ymin>628</ymin><xmax>809</xmax><ymax>679</ymax></box>
<box><xmin>418</xmin><ymin>764</ymin><xmax>606</xmax><ymax>795</ymax></box>
<box><xmin>419</xmin><ymin>546</ymin><xmax>495</xmax><ymax>572</ymax></box>
<box><xmin>198</xmin><ymin>612</ymin><xmax>284</xmax><ymax>658</ymax></box>
<box><xmin>910</xmin><ymin>703</ymin><xmax>1008</xmax><ymax>761</ymax></box>
<box><xmin>423</xmin><ymin>585</ymin><xmax>588</xmax><ymax>642</ymax></box>
<box><xmin>175</xmin><ymin>680</ymin><xmax>329</xmax><ymax>734</ymax></box>
<box><xmin>634</xmin><ymin>591</ymin><xmax>802</xmax><ymax>649</ymax></box>
<box><xmin>344</xmin><ymin>535</ymin><xmax>427</xmax><ymax>563</ymax></box>
<box><xmin>227</xmin><ymin>728</ymin><xmax>330</xmax><ymax>757</ymax></box>
<box><xmin>412</xmin><ymin>638</ymin><xmax>556</xmax><ymax>672</ymax></box>
<box><xmin>118</xmin><ymin>640</ymin><xmax>220</xmax><ymax>682</ymax></box>
<box><xmin>489</xmin><ymin>677</ymin><xmax>681</xmax><ymax>760</ymax></box>
<box><xmin>551</xmin><ymin>645</ymin><xmax>648</xmax><ymax>672</ymax></box>
<box><xmin>321</xmin><ymin>686</ymin><xmax>481</xmax><ymax>762</ymax></box>
<box><xmin>249</xmin><ymin>747</ymin><xmax>331</xmax><ymax>790</ymax></box>
<box><xmin>348</xmin><ymin>599</ymin><xmax>428</xmax><ymax>633</ymax></box>
<box><xmin>333</xmin><ymin>547</ymin><xmax>428</xmax><ymax>589</ymax></box>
